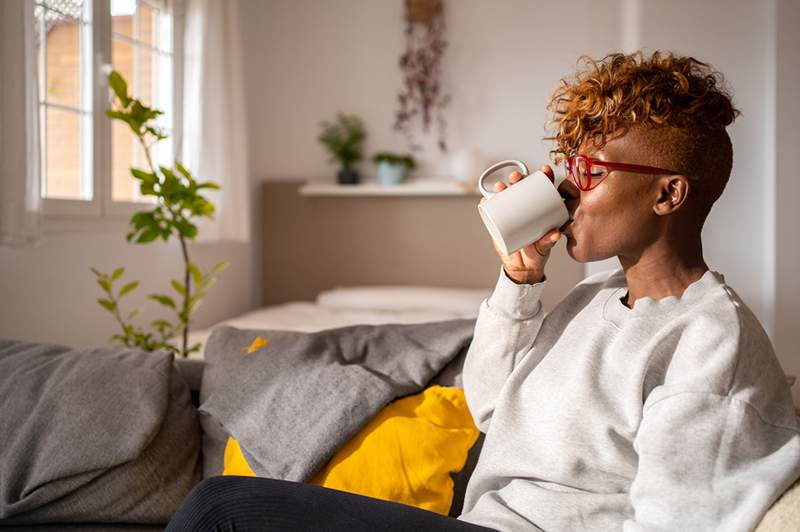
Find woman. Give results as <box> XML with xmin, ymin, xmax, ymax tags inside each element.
<box><xmin>167</xmin><ymin>51</ymin><xmax>800</xmax><ymax>531</ymax></box>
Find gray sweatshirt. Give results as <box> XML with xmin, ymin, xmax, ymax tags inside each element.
<box><xmin>458</xmin><ymin>266</ymin><xmax>800</xmax><ymax>532</ymax></box>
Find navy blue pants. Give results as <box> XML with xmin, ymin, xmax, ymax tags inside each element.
<box><xmin>166</xmin><ymin>476</ymin><xmax>498</xmax><ymax>531</ymax></box>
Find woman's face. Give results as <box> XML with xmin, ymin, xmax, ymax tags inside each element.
<box><xmin>557</xmin><ymin>130</ymin><xmax>664</xmax><ymax>263</ymax></box>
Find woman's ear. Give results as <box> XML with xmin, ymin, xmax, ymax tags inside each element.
<box><xmin>653</xmin><ymin>175</ymin><xmax>690</xmax><ymax>216</ymax></box>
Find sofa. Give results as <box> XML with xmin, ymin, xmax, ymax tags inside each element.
<box><xmin>1</xmin><ymin>321</ymin><xmax>798</xmax><ymax>531</ymax></box>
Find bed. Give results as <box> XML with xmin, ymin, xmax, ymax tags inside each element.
<box><xmin>186</xmin><ymin>285</ymin><xmax>492</xmax><ymax>358</ymax></box>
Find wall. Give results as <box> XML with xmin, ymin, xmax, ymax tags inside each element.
<box><xmin>0</xmin><ymin>216</ymin><xmax>253</xmax><ymax>348</ymax></box>
<box><xmin>774</xmin><ymin>0</ymin><xmax>800</xmax><ymax>403</ymax></box>
<box><xmin>237</xmin><ymin>0</ymin><xmax>619</xmax><ymax>180</ymax></box>
<box><xmin>238</xmin><ymin>0</ymin><xmax>798</xmax><ymax>401</ymax></box>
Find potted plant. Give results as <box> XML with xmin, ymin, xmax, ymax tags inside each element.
<box><xmin>318</xmin><ymin>113</ymin><xmax>367</xmax><ymax>184</ymax></box>
<box><xmin>372</xmin><ymin>151</ymin><xmax>416</xmax><ymax>185</ymax></box>
<box><xmin>91</xmin><ymin>70</ymin><xmax>228</xmax><ymax>358</ymax></box>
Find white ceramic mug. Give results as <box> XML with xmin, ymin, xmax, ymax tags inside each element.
<box><xmin>477</xmin><ymin>160</ymin><xmax>569</xmax><ymax>255</ymax></box>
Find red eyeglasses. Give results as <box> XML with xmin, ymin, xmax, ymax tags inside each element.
<box><xmin>564</xmin><ymin>154</ymin><xmax>677</xmax><ymax>191</ymax></box>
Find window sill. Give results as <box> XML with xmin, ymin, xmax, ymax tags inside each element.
<box><xmin>41</xmin><ymin>199</ymin><xmax>152</xmax><ymax>234</ymax></box>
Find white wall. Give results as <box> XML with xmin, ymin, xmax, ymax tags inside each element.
<box><xmin>238</xmin><ymin>0</ymin><xmax>798</xmax><ymax>401</ymax></box>
<box><xmin>238</xmin><ymin>0</ymin><xmax>620</xmax><ymax>181</ymax></box>
<box><xmin>774</xmin><ymin>0</ymin><xmax>800</xmax><ymax>404</ymax></box>
<box><xmin>0</xmin><ymin>218</ymin><xmax>254</xmax><ymax>348</ymax></box>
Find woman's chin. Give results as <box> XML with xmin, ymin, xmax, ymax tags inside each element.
<box><xmin>565</xmin><ymin>235</ymin><xmax>588</xmax><ymax>262</ymax></box>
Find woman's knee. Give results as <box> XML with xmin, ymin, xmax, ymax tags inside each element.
<box><xmin>167</xmin><ymin>476</ymin><xmax>254</xmax><ymax>531</ymax></box>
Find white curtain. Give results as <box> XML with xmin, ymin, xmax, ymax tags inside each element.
<box><xmin>181</xmin><ymin>0</ymin><xmax>250</xmax><ymax>242</ymax></box>
<box><xmin>0</xmin><ymin>0</ymin><xmax>42</xmax><ymax>245</ymax></box>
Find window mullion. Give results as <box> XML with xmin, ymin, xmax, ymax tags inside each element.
<box><xmin>95</xmin><ymin>0</ymin><xmax>112</xmax><ymax>216</ymax></box>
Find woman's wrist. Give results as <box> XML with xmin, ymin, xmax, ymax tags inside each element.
<box><xmin>503</xmin><ymin>267</ymin><xmax>545</xmax><ymax>285</ymax></box>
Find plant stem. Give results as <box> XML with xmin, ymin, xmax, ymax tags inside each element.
<box><xmin>138</xmin><ymin>133</ymin><xmax>192</xmax><ymax>357</ymax></box>
<box><xmin>179</xmin><ymin>233</ymin><xmax>190</xmax><ymax>357</ymax></box>
<box><xmin>108</xmin><ymin>290</ymin><xmax>133</xmax><ymax>347</ymax></box>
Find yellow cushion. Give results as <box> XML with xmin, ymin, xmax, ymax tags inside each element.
<box><xmin>223</xmin><ymin>385</ymin><xmax>479</xmax><ymax>515</ymax></box>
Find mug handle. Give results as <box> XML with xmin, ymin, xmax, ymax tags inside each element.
<box><xmin>477</xmin><ymin>159</ymin><xmax>530</xmax><ymax>199</ymax></box>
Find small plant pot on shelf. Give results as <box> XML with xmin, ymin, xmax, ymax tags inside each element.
<box><xmin>337</xmin><ymin>168</ymin><xmax>360</xmax><ymax>185</ymax></box>
<box><xmin>375</xmin><ymin>161</ymin><xmax>408</xmax><ymax>186</ymax></box>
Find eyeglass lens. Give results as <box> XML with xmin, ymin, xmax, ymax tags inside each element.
<box><xmin>566</xmin><ymin>157</ymin><xmax>610</xmax><ymax>190</ymax></box>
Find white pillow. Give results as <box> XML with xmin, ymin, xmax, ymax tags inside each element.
<box><xmin>315</xmin><ymin>285</ymin><xmax>491</xmax><ymax>315</ymax></box>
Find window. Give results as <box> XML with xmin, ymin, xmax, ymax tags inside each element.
<box><xmin>35</xmin><ymin>0</ymin><xmax>93</xmax><ymax>201</ymax></box>
<box><xmin>33</xmin><ymin>0</ymin><xmax>176</xmax><ymax>215</ymax></box>
<box><xmin>110</xmin><ymin>0</ymin><xmax>173</xmax><ymax>202</ymax></box>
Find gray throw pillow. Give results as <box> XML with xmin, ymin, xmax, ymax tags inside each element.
<box><xmin>198</xmin><ymin>320</ymin><xmax>476</xmax><ymax>481</ymax></box>
<box><xmin>0</xmin><ymin>340</ymin><xmax>201</xmax><ymax>525</ymax></box>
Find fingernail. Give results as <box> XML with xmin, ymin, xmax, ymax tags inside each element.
<box><xmin>550</xmin><ymin>234</ymin><xmax>559</xmax><ymax>242</ymax></box>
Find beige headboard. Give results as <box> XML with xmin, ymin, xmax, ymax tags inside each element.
<box><xmin>261</xmin><ymin>181</ymin><xmax>583</xmax><ymax>311</ymax></box>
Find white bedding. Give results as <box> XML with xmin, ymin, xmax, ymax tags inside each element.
<box><xmin>187</xmin><ymin>285</ymin><xmax>491</xmax><ymax>359</ymax></box>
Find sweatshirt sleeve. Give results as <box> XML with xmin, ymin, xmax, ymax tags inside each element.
<box><xmin>462</xmin><ymin>265</ymin><xmax>548</xmax><ymax>433</ymax></box>
<box><xmin>623</xmin><ymin>391</ymin><xmax>800</xmax><ymax>532</ymax></box>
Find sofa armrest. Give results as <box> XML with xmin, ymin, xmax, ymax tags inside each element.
<box><xmin>756</xmin><ymin>477</ymin><xmax>800</xmax><ymax>532</ymax></box>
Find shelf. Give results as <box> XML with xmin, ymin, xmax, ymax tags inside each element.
<box><xmin>299</xmin><ymin>178</ymin><xmax>481</xmax><ymax>197</ymax></box>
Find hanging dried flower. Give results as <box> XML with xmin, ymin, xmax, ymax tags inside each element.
<box><xmin>394</xmin><ymin>0</ymin><xmax>450</xmax><ymax>152</ymax></box>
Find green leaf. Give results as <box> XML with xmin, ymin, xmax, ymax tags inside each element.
<box><xmin>111</xmin><ymin>267</ymin><xmax>124</xmax><ymax>280</ymax></box>
<box><xmin>189</xmin><ymin>297</ymin><xmax>203</xmax><ymax>315</ymax></box>
<box><xmin>131</xmin><ymin>168</ymin><xmax>157</xmax><ymax>184</ymax></box>
<box><xmin>98</xmin><ymin>278</ymin><xmax>112</xmax><ymax>292</ymax></box>
<box><xmin>108</xmin><ymin>71</ymin><xmax>129</xmax><ymax>103</ymax></box>
<box><xmin>90</xmin><ymin>266</ymin><xmax>102</xmax><ymax>277</ymax></box>
<box><xmin>174</xmin><ymin>218</ymin><xmax>198</xmax><ymax>239</ymax></box>
<box><xmin>105</xmin><ymin>110</ymin><xmax>133</xmax><ymax>125</ymax></box>
<box><xmin>118</xmin><ymin>281</ymin><xmax>139</xmax><ymax>297</ymax></box>
<box><xmin>145</xmin><ymin>126</ymin><xmax>168</xmax><ymax>141</ymax></box>
<box><xmin>126</xmin><ymin>308</ymin><xmax>140</xmax><ymax>321</ymax></box>
<box><xmin>197</xmin><ymin>275</ymin><xmax>218</xmax><ymax>294</ymax></box>
<box><xmin>187</xmin><ymin>262</ymin><xmax>203</xmax><ymax>284</ymax></box>
<box><xmin>136</xmin><ymin>227</ymin><xmax>160</xmax><ymax>243</ymax></box>
<box><xmin>130</xmin><ymin>210</ymin><xmax>155</xmax><ymax>230</ymax></box>
<box><xmin>196</xmin><ymin>182</ymin><xmax>221</xmax><ymax>190</ymax></box>
<box><xmin>212</xmin><ymin>261</ymin><xmax>230</xmax><ymax>275</ymax></box>
<box><xmin>97</xmin><ymin>298</ymin><xmax>115</xmax><ymax>313</ymax></box>
<box><xmin>148</xmin><ymin>293</ymin><xmax>176</xmax><ymax>309</ymax></box>
<box><xmin>151</xmin><ymin>319</ymin><xmax>173</xmax><ymax>331</ymax></box>
<box><xmin>175</xmin><ymin>162</ymin><xmax>193</xmax><ymax>181</ymax></box>
<box><xmin>171</xmin><ymin>279</ymin><xmax>187</xmax><ymax>296</ymax></box>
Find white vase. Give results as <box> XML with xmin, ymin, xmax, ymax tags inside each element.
<box><xmin>449</xmin><ymin>149</ymin><xmax>484</xmax><ymax>190</ymax></box>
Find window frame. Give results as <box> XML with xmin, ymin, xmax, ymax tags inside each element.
<box><xmin>41</xmin><ymin>0</ymin><xmax>181</xmax><ymax>220</ymax></box>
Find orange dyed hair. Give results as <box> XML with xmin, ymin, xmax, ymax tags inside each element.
<box><xmin>546</xmin><ymin>50</ymin><xmax>740</xmax><ymax>162</ymax></box>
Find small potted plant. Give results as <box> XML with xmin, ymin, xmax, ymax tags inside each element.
<box><xmin>372</xmin><ymin>151</ymin><xmax>416</xmax><ymax>185</ymax></box>
<box><xmin>318</xmin><ymin>113</ymin><xmax>366</xmax><ymax>185</ymax></box>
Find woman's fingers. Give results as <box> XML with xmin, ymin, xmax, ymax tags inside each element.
<box><xmin>492</xmin><ymin>170</ymin><xmax>524</xmax><ymax>193</ymax></box>
<box><xmin>540</xmin><ymin>165</ymin><xmax>555</xmax><ymax>183</ymax></box>
<box><xmin>521</xmin><ymin>229</ymin><xmax>561</xmax><ymax>259</ymax></box>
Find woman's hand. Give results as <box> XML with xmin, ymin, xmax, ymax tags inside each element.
<box><xmin>480</xmin><ymin>165</ymin><xmax>562</xmax><ymax>285</ymax></box>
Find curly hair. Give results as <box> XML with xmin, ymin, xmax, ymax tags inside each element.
<box><xmin>547</xmin><ymin>50</ymin><xmax>741</xmax><ymax>218</ymax></box>
<box><xmin>547</xmin><ymin>50</ymin><xmax>739</xmax><ymax>160</ymax></box>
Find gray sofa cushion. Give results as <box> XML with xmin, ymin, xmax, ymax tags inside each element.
<box><xmin>0</xmin><ymin>340</ymin><xmax>201</xmax><ymax>526</ymax></box>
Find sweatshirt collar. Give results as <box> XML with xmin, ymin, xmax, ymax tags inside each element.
<box><xmin>602</xmin><ymin>268</ymin><xmax>725</xmax><ymax>328</ymax></box>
